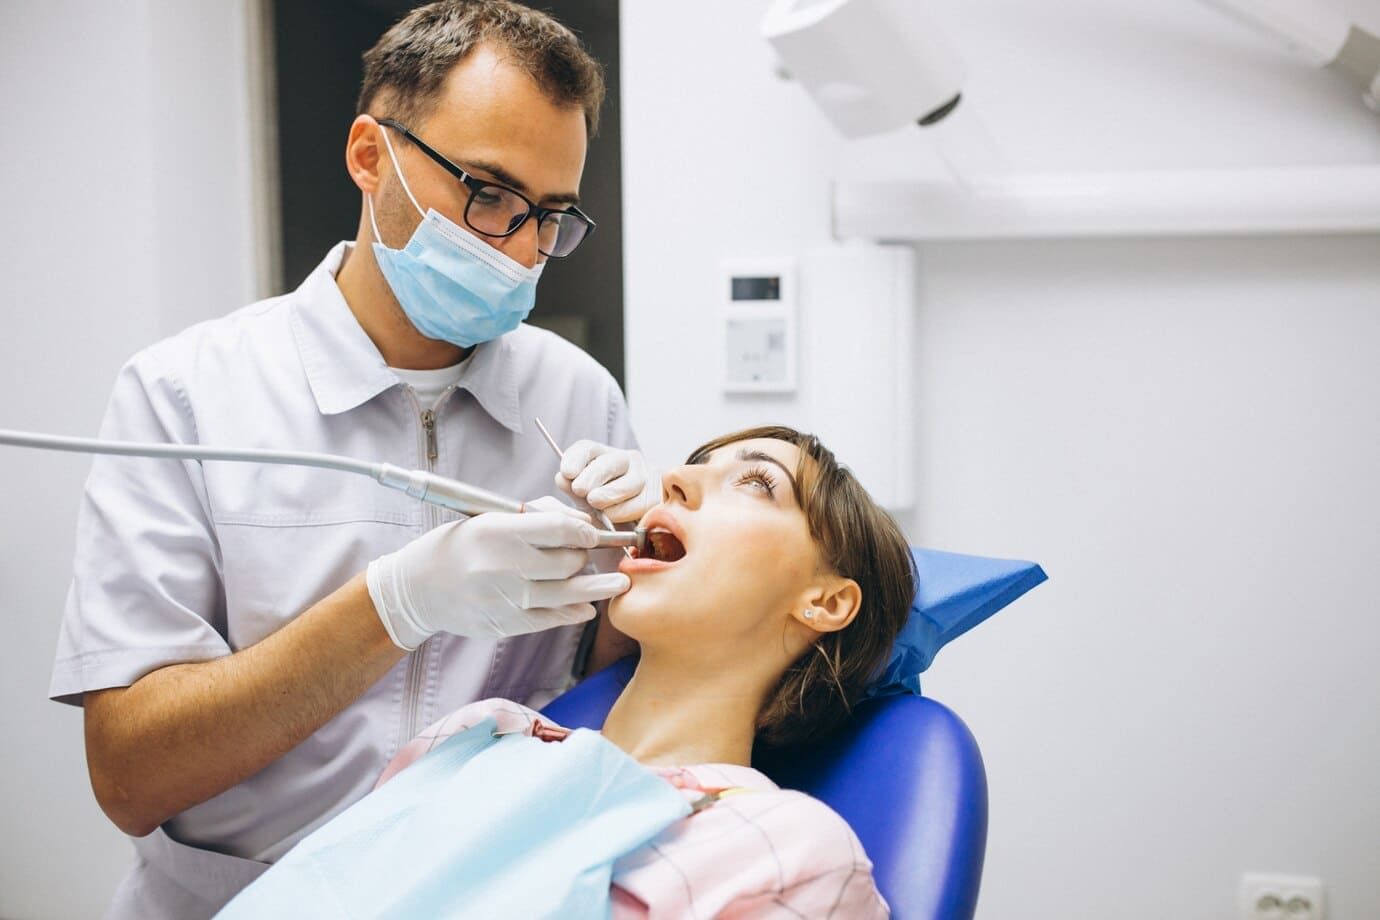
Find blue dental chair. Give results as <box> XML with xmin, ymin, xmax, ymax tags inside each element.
<box><xmin>542</xmin><ymin>657</ymin><xmax>987</xmax><ymax>920</ymax></box>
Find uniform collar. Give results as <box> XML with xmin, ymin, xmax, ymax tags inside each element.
<box><xmin>289</xmin><ymin>242</ymin><xmax>523</xmax><ymax>433</ymax></box>
<box><xmin>452</xmin><ymin>328</ymin><xmax>523</xmax><ymax>433</ymax></box>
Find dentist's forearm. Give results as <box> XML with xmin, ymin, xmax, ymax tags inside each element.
<box><xmin>83</xmin><ymin>574</ymin><xmax>404</xmax><ymax>838</ymax></box>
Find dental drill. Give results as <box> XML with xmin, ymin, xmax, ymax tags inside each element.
<box><xmin>0</xmin><ymin>428</ymin><xmax>647</xmax><ymax>553</ymax></box>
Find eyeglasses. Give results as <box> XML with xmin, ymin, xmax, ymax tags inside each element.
<box><xmin>377</xmin><ymin>118</ymin><xmax>596</xmax><ymax>259</ymax></box>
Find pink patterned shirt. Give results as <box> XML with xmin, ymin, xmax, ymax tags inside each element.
<box><xmin>378</xmin><ymin>699</ymin><xmax>889</xmax><ymax>919</ymax></box>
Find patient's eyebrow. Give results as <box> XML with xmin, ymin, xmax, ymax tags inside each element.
<box><xmin>736</xmin><ymin>448</ymin><xmax>797</xmax><ymax>491</ymax></box>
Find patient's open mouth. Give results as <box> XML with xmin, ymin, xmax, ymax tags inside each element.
<box><xmin>622</xmin><ymin>511</ymin><xmax>688</xmax><ymax>573</ymax></box>
<box><xmin>639</xmin><ymin>528</ymin><xmax>686</xmax><ymax>563</ymax></box>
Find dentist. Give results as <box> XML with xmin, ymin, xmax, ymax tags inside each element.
<box><xmin>47</xmin><ymin>3</ymin><xmax>658</xmax><ymax>917</ymax></box>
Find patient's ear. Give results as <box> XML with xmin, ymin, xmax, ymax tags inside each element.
<box><xmin>793</xmin><ymin>578</ymin><xmax>862</xmax><ymax>634</ymax></box>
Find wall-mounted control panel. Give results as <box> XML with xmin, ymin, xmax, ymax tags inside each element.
<box><xmin>721</xmin><ymin>261</ymin><xmax>797</xmax><ymax>394</ymax></box>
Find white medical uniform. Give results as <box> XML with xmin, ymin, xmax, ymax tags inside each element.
<box><xmin>48</xmin><ymin>242</ymin><xmax>637</xmax><ymax>919</ymax></box>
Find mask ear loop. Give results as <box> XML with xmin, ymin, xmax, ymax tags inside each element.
<box><xmin>366</xmin><ymin>194</ymin><xmax>386</xmax><ymax>247</ymax></box>
<box><xmin>368</xmin><ymin>121</ymin><xmax>428</xmax><ymax>247</ymax></box>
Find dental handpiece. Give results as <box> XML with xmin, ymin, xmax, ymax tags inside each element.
<box><xmin>0</xmin><ymin>428</ymin><xmax>647</xmax><ymax>552</ymax></box>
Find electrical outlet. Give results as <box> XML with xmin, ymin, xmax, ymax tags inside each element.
<box><xmin>1238</xmin><ymin>874</ymin><xmax>1325</xmax><ymax>920</ymax></box>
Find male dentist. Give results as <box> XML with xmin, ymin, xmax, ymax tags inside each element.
<box><xmin>48</xmin><ymin>3</ymin><xmax>657</xmax><ymax>916</ymax></box>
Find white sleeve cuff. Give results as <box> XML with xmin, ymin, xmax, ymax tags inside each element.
<box><xmin>366</xmin><ymin>555</ymin><xmax>431</xmax><ymax>651</ymax></box>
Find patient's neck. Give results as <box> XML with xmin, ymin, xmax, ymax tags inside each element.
<box><xmin>599</xmin><ymin>649</ymin><xmax>773</xmax><ymax>768</ymax></box>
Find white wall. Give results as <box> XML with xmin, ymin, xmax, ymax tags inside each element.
<box><xmin>3</xmin><ymin>0</ymin><xmax>1377</xmax><ymax>916</ymax></box>
<box><xmin>914</xmin><ymin>234</ymin><xmax>1380</xmax><ymax>919</ymax></box>
<box><xmin>0</xmin><ymin>2</ymin><xmax>260</xmax><ymax>917</ymax></box>
<box><xmin>622</xmin><ymin>1</ymin><xmax>1380</xmax><ymax>918</ymax></box>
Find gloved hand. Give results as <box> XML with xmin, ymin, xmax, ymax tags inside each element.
<box><xmin>366</xmin><ymin>497</ymin><xmax>630</xmax><ymax>650</ymax></box>
<box><xmin>555</xmin><ymin>441</ymin><xmax>662</xmax><ymax>524</ymax></box>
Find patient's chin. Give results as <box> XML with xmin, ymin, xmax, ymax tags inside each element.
<box><xmin>606</xmin><ymin>591</ymin><xmax>645</xmax><ymax>631</ymax></box>
<box><xmin>607</xmin><ymin>584</ymin><xmax>679</xmax><ymax>640</ymax></box>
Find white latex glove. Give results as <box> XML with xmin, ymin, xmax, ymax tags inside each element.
<box><xmin>555</xmin><ymin>441</ymin><xmax>662</xmax><ymax>524</ymax></box>
<box><xmin>366</xmin><ymin>496</ymin><xmax>630</xmax><ymax>650</ymax></box>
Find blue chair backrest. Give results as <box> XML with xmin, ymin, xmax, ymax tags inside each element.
<box><xmin>541</xmin><ymin>658</ymin><xmax>988</xmax><ymax>920</ymax></box>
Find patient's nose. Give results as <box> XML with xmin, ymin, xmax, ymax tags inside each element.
<box><xmin>661</xmin><ymin>465</ymin><xmax>701</xmax><ymax>508</ymax></box>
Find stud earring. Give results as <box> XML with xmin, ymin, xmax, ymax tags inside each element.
<box><xmin>802</xmin><ymin>608</ymin><xmax>816</xmax><ymax>620</ymax></box>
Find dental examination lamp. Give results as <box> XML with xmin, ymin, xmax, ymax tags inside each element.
<box><xmin>763</xmin><ymin>0</ymin><xmax>1380</xmax><ymax>139</ymax></box>
<box><xmin>1200</xmin><ymin>0</ymin><xmax>1380</xmax><ymax>113</ymax></box>
<box><xmin>0</xmin><ymin>429</ymin><xmax>647</xmax><ymax>552</ymax></box>
<box><xmin>761</xmin><ymin>0</ymin><xmax>966</xmax><ymax>137</ymax></box>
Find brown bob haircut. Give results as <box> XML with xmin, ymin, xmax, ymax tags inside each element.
<box><xmin>357</xmin><ymin>0</ymin><xmax>606</xmax><ymax>136</ymax></box>
<box><xmin>686</xmin><ymin>426</ymin><xmax>916</xmax><ymax>748</ymax></box>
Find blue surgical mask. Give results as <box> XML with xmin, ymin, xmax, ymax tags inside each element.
<box><xmin>368</xmin><ymin>129</ymin><xmax>544</xmax><ymax>348</ymax></box>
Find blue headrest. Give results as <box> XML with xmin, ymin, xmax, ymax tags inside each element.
<box><xmin>866</xmin><ymin>548</ymin><xmax>1047</xmax><ymax>698</ymax></box>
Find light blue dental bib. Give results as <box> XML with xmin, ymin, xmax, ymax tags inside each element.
<box><xmin>217</xmin><ymin>718</ymin><xmax>690</xmax><ymax>920</ymax></box>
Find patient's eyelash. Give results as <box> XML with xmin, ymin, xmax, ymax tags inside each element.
<box><xmin>736</xmin><ymin>465</ymin><xmax>777</xmax><ymax>497</ymax></box>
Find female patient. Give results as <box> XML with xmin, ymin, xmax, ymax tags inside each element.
<box><xmin>226</xmin><ymin>425</ymin><xmax>916</xmax><ymax>918</ymax></box>
<box><xmin>379</xmin><ymin>425</ymin><xmax>916</xmax><ymax>917</ymax></box>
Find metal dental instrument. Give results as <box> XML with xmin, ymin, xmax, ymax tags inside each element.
<box><xmin>533</xmin><ymin>417</ymin><xmax>637</xmax><ymax>559</ymax></box>
<box><xmin>0</xmin><ymin>428</ymin><xmax>645</xmax><ymax>551</ymax></box>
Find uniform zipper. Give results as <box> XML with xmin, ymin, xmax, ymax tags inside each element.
<box><xmin>421</xmin><ymin>409</ymin><xmax>438</xmax><ymax>462</ymax></box>
<box><xmin>399</xmin><ymin>385</ymin><xmax>457</xmax><ymax>743</ymax></box>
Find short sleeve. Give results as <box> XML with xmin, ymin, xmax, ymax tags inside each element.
<box><xmin>48</xmin><ymin>348</ymin><xmax>229</xmax><ymax>705</ymax></box>
<box><xmin>613</xmin><ymin>782</ymin><xmax>887</xmax><ymax>919</ymax></box>
<box><xmin>761</xmin><ymin>865</ymin><xmax>889</xmax><ymax>918</ymax></box>
<box><xmin>725</xmin><ymin>794</ymin><xmax>888</xmax><ymax>919</ymax></box>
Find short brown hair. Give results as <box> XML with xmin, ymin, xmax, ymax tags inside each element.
<box><xmin>357</xmin><ymin>0</ymin><xmax>606</xmax><ymax>136</ymax></box>
<box><xmin>686</xmin><ymin>426</ymin><xmax>916</xmax><ymax>748</ymax></box>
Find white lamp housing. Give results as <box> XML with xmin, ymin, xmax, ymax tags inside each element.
<box><xmin>1199</xmin><ymin>0</ymin><xmax>1380</xmax><ymax>112</ymax></box>
<box><xmin>761</xmin><ymin>0</ymin><xmax>966</xmax><ymax>138</ymax></box>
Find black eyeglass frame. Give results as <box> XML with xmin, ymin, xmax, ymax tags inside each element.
<box><xmin>377</xmin><ymin>117</ymin><xmax>596</xmax><ymax>258</ymax></box>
